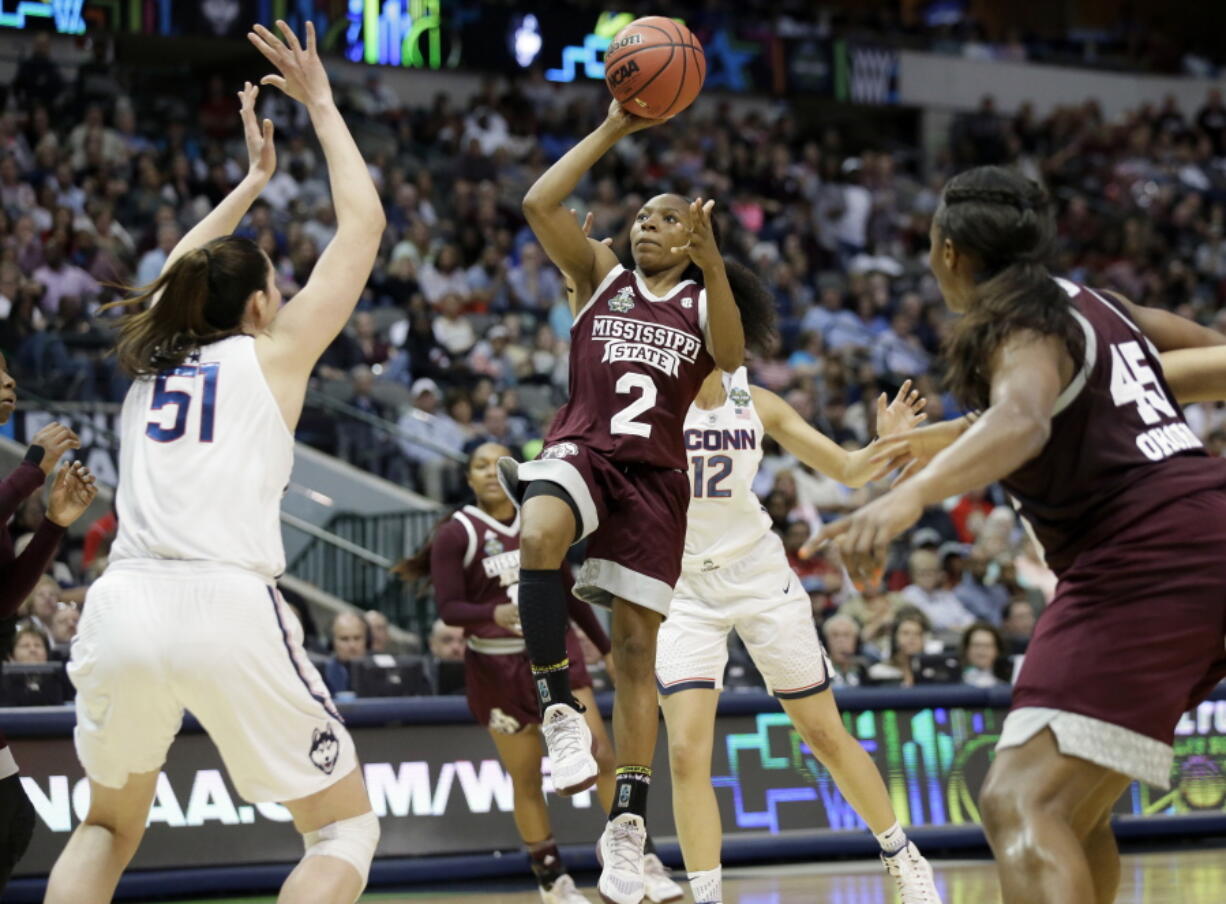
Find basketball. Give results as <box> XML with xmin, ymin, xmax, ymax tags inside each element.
<box><xmin>604</xmin><ymin>16</ymin><xmax>706</xmax><ymax>120</ymax></box>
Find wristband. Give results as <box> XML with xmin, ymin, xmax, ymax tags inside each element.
<box><xmin>24</xmin><ymin>444</ymin><xmax>45</xmax><ymax>466</ymax></box>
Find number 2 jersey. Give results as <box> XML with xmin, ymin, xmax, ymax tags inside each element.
<box><xmin>546</xmin><ymin>265</ymin><xmax>716</xmax><ymax>470</ymax></box>
<box><xmin>110</xmin><ymin>335</ymin><xmax>294</xmax><ymax>579</ymax></box>
<box><xmin>1004</xmin><ymin>280</ymin><xmax>1226</xmax><ymax>574</ymax></box>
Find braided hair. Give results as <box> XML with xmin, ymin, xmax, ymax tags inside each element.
<box><xmin>936</xmin><ymin>167</ymin><xmax>1084</xmax><ymax>410</ymax></box>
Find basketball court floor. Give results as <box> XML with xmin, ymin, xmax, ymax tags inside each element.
<box><xmin>161</xmin><ymin>848</ymin><xmax>1226</xmax><ymax>903</ymax></box>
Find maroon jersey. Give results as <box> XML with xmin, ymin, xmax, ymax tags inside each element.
<box><xmin>431</xmin><ymin>506</ymin><xmax>523</xmax><ymax>643</ymax></box>
<box><xmin>1003</xmin><ymin>280</ymin><xmax>1226</xmax><ymax>574</ymax></box>
<box><xmin>431</xmin><ymin>505</ymin><xmax>611</xmax><ymax>650</ymax></box>
<box><xmin>547</xmin><ymin>265</ymin><xmax>716</xmax><ymax>469</ymax></box>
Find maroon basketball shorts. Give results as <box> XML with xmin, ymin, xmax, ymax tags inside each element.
<box><xmin>1003</xmin><ymin>489</ymin><xmax>1226</xmax><ymax>788</ymax></box>
<box><xmin>465</xmin><ymin>630</ymin><xmax>591</xmax><ymax>733</ymax></box>
<box><xmin>515</xmin><ymin>443</ymin><xmax>689</xmax><ymax>616</ymax></box>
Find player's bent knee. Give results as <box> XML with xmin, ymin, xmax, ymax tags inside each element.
<box><xmin>302</xmin><ymin>810</ymin><xmax>380</xmax><ymax>887</ymax></box>
<box><xmin>519</xmin><ymin>524</ymin><xmax>567</xmax><ymax>568</ymax></box>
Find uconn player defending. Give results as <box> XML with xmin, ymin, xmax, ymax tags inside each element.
<box><xmin>658</xmin><ymin>367</ymin><xmax>941</xmax><ymax>904</ymax></box>
<box><xmin>45</xmin><ymin>23</ymin><xmax>385</xmax><ymax>904</ymax></box>
<box><xmin>823</xmin><ymin>166</ymin><xmax>1226</xmax><ymax>904</ymax></box>
<box><xmin>503</xmin><ymin>99</ymin><xmax>758</xmax><ymax>904</ymax></box>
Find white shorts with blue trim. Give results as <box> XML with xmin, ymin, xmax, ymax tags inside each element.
<box><xmin>70</xmin><ymin>560</ymin><xmax>356</xmax><ymax>803</ymax></box>
<box><xmin>655</xmin><ymin>531</ymin><xmax>831</xmax><ymax>699</ymax></box>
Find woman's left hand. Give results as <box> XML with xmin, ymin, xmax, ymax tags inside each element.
<box><xmin>672</xmin><ymin>197</ymin><xmax>722</xmax><ymax>272</ymax></box>
<box><xmin>875</xmin><ymin>379</ymin><xmax>927</xmax><ymax>439</ymax></box>
<box><xmin>239</xmin><ymin>81</ymin><xmax>276</xmax><ymax>184</ymax></box>
<box><xmin>814</xmin><ymin>484</ymin><xmax>925</xmax><ymax>582</ymax></box>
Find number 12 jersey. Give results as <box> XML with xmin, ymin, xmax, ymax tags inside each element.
<box><xmin>110</xmin><ymin>335</ymin><xmax>294</xmax><ymax>579</ymax></box>
<box><xmin>546</xmin><ymin>265</ymin><xmax>716</xmax><ymax>469</ymax></box>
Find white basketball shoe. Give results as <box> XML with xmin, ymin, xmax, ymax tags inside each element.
<box><xmin>597</xmin><ymin>813</ymin><xmax>648</xmax><ymax>904</ymax></box>
<box><xmin>541</xmin><ymin>873</ymin><xmax>592</xmax><ymax>904</ymax></box>
<box><xmin>881</xmin><ymin>841</ymin><xmax>941</xmax><ymax>903</ymax></box>
<box><xmin>643</xmin><ymin>852</ymin><xmax>684</xmax><ymax>902</ymax></box>
<box><xmin>542</xmin><ymin>703</ymin><xmax>598</xmax><ymax>796</ymax></box>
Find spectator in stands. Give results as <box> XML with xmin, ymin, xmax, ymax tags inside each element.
<box><xmin>432</xmin><ymin>292</ymin><xmax>476</xmax><ymax>356</ymax></box>
<box><xmin>953</xmin><ymin>545</ymin><xmax>1010</xmax><ymax>625</ymax></box>
<box><xmin>397</xmin><ymin>377</ymin><xmax>465</xmax><ymax>501</ymax></box>
<box><xmin>19</xmin><ymin>574</ymin><xmax>60</xmax><ymax>633</ymax></box>
<box><xmin>506</xmin><ymin>241</ymin><xmax>562</xmax><ymax>312</ymax></box>
<box><xmin>13</xmin><ymin>34</ymin><xmax>63</xmax><ymax>112</ymax></box>
<box><xmin>1000</xmin><ymin>598</ymin><xmax>1037</xmax><ymax>656</ymax></box>
<box><xmin>322</xmin><ymin>611</ymin><xmax>368</xmax><ymax>697</ymax></box>
<box><xmin>420</xmin><ymin>244</ymin><xmax>470</xmax><ymax>306</ymax></box>
<box><xmin>822</xmin><ymin>614</ymin><xmax>869</xmax><ymax>687</ymax></box>
<box><xmin>867</xmin><ymin>607</ymin><xmax>931</xmax><ymax>687</ymax></box>
<box><xmin>31</xmin><ymin>239</ymin><xmax>100</xmax><ymax>316</ymax></box>
<box><xmin>8</xmin><ymin>622</ymin><xmax>48</xmax><ymax>664</ymax></box>
<box><xmin>960</xmin><ymin>623</ymin><xmax>1006</xmax><ymax>688</ymax></box>
<box><xmin>839</xmin><ymin>581</ymin><xmax>903</xmax><ymax>660</ymax></box>
<box><xmin>364</xmin><ymin>609</ymin><xmax>391</xmax><ymax>654</ymax></box>
<box><xmin>901</xmin><ymin>549</ymin><xmax>974</xmax><ymax>636</ymax></box>
<box><xmin>48</xmin><ymin>602</ymin><xmax>79</xmax><ymax>658</ymax></box>
<box><xmin>428</xmin><ymin>618</ymin><xmax>465</xmax><ymax>663</ymax></box>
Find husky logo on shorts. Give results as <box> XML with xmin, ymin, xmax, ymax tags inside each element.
<box><xmin>608</xmin><ymin>287</ymin><xmax>636</xmax><ymax>313</ymax></box>
<box><xmin>489</xmin><ymin>707</ymin><xmax>523</xmax><ymax>735</ymax></box>
<box><xmin>729</xmin><ymin>387</ymin><xmax>751</xmax><ymax>409</ymax></box>
<box><xmin>484</xmin><ymin>534</ymin><xmax>505</xmax><ymax>557</ymax></box>
<box><xmin>309</xmin><ymin>723</ymin><xmax>340</xmax><ymax>775</ymax></box>
<box><xmin>541</xmin><ymin>442</ymin><xmax>579</xmax><ymax>460</ymax></box>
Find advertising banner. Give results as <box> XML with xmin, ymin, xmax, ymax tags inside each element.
<box><xmin>12</xmin><ymin>696</ymin><xmax>1226</xmax><ymax>877</ymax></box>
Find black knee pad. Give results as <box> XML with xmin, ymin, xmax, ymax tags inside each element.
<box><xmin>0</xmin><ymin>772</ymin><xmax>36</xmax><ymax>890</ymax></box>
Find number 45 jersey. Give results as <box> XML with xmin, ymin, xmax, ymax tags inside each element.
<box><xmin>1003</xmin><ymin>280</ymin><xmax>1226</xmax><ymax>574</ymax></box>
<box><xmin>547</xmin><ymin>265</ymin><xmax>715</xmax><ymax>470</ymax></box>
<box><xmin>110</xmin><ymin>335</ymin><xmax>294</xmax><ymax>579</ymax></box>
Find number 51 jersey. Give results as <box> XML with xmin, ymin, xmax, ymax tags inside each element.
<box><xmin>547</xmin><ymin>265</ymin><xmax>716</xmax><ymax>470</ymax></box>
<box><xmin>110</xmin><ymin>335</ymin><xmax>294</xmax><ymax>579</ymax></box>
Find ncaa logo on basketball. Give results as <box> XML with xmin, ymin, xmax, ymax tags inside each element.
<box><xmin>608</xmin><ymin>58</ymin><xmax>641</xmax><ymax>88</ymax></box>
<box><xmin>608</xmin><ymin>287</ymin><xmax>636</xmax><ymax>313</ymax></box>
<box><xmin>541</xmin><ymin>442</ymin><xmax>579</xmax><ymax>460</ymax></box>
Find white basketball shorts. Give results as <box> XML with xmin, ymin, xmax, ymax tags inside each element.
<box><xmin>69</xmin><ymin>560</ymin><xmax>357</xmax><ymax>802</ymax></box>
<box><xmin>656</xmin><ymin>531</ymin><xmax>832</xmax><ymax>699</ymax></box>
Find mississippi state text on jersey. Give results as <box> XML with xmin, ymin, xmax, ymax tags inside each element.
<box><xmin>682</xmin><ymin>366</ymin><xmax>773</xmax><ymax>569</ymax></box>
<box><xmin>1004</xmin><ymin>279</ymin><xmax>1226</xmax><ymax>573</ymax></box>
<box><xmin>547</xmin><ymin>265</ymin><xmax>716</xmax><ymax>470</ymax></box>
<box><xmin>110</xmin><ymin>335</ymin><xmax>293</xmax><ymax>579</ymax></box>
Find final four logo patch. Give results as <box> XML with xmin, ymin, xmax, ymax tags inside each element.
<box><xmin>484</xmin><ymin>534</ymin><xmax>505</xmax><ymax>557</ymax></box>
<box><xmin>729</xmin><ymin>387</ymin><xmax>752</xmax><ymax>408</ymax></box>
<box><xmin>607</xmin><ymin>287</ymin><xmax>636</xmax><ymax>313</ymax></box>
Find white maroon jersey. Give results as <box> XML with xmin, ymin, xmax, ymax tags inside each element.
<box><xmin>681</xmin><ymin>367</ymin><xmax>773</xmax><ymax>572</ymax></box>
<box><xmin>110</xmin><ymin>335</ymin><xmax>293</xmax><ymax>579</ymax></box>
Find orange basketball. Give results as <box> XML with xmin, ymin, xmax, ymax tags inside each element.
<box><xmin>604</xmin><ymin>16</ymin><xmax>706</xmax><ymax>120</ymax></box>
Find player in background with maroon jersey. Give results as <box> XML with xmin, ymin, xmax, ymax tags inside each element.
<box><xmin>397</xmin><ymin>442</ymin><xmax>666</xmax><ymax>904</ymax></box>
<box><xmin>818</xmin><ymin>166</ymin><xmax>1226</xmax><ymax>904</ymax></box>
<box><xmin>503</xmin><ymin>99</ymin><xmax>774</xmax><ymax>904</ymax></box>
<box><xmin>0</xmin><ymin>352</ymin><xmax>98</xmax><ymax>893</ymax></box>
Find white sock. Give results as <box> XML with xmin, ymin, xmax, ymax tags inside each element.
<box><xmin>875</xmin><ymin>821</ymin><xmax>908</xmax><ymax>856</ymax></box>
<box><xmin>688</xmin><ymin>865</ymin><xmax>722</xmax><ymax>903</ymax></box>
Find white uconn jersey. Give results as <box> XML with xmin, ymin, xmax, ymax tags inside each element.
<box><xmin>682</xmin><ymin>367</ymin><xmax>773</xmax><ymax>571</ymax></box>
<box><xmin>110</xmin><ymin>335</ymin><xmax>293</xmax><ymax>578</ymax></box>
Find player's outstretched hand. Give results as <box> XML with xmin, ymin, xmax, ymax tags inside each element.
<box><xmin>876</xmin><ymin>379</ymin><xmax>927</xmax><ymax>439</ymax></box>
<box><xmin>812</xmin><ymin>485</ymin><xmax>925</xmax><ymax>584</ymax></box>
<box><xmin>30</xmin><ymin>422</ymin><xmax>81</xmax><ymax>477</ymax></box>
<box><xmin>573</xmin><ymin>208</ymin><xmax>614</xmax><ymax>247</ymax></box>
<box><xmin>47</xmin><ymin>461</ymin><xmax>97</xmax><ymax>528</ymax></box>
<box><xmin>604</xmin><ymin>98</ymin><xmax>670</xmax><ymax>136</ymax></box>
<box><xmin>238</xmin><ymin>81</ymin><xmax>276</xmax><ymax>184</ymax></box>
<box><xmin>248</xmin><ymin>20</ymin><xmax>331</xmax><ymax>109</ymax></box>
<box><xmin>673</xmin><ymin>197</ymin><xmax>721</xmax><ymax>272</ymax></box>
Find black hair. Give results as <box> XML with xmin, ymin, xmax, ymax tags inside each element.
<box><xmin>391</xmin><ymin>442</ymin><xmax>512</xmax><ymax>583</ymax></box>
<box><xmin>102</xmin><ymin>235</ymin><xmax>270</xmax><ymax>376</ymax></box>
<box><xmin>936</xmin><ymin>166</ymin><xmax>1084</xmax><ymax>410</ymax></box>
<box><xmin>960</xmin><ymin>620</ymin><xmax>1004</xmax><ymax>664</ymax></box>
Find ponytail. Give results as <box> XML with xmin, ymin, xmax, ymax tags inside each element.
<box><xmin>936</xmin><ymin>168</ymin><xmax>1084</xmax><ymax>410</ymax></box>
<box><xmin>102</xmin><ymin>235</ymin><xmax>269</xmax><ymax>377</ymax></box>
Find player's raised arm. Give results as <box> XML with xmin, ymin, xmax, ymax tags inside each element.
<box><xmin>250</xmin><ymin>20</ymin><xmax>385</xmax><ymax>370</ymax></box>
<box><xmin>753</xmin><ymin>382</ymin><xmax>925</xmax><ymax>488</ymax></box>
<box><xmin>155</xmin><ymin>81</ymin><xmax>276</xmax><ymax>290</ymax></box>
<box><xmin>522</xmin><ymin>100</ymin><xmax>661</xmax><ymax>306</ymax></box>
<box><xmin>675</xmin><ymin>197</ymin><xmax>744</xmax><ymax>371</ymax></box>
